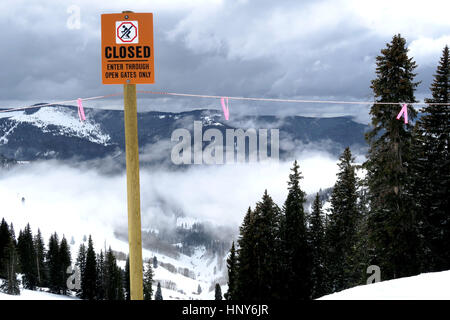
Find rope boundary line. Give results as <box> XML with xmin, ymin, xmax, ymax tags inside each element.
<box><xmin>0</xmin><ymin>90</ymin><xmax>449</xmax><ymax>114</ymax></box>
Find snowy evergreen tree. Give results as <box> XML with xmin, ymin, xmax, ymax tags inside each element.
<box><xmin>224</xmin><ymin>241</ymin><xmax>237</xmax><ymax>300</ymax></box>
<box><xmin>0</xmin><ymin>218</ymin><xmax>10</xmax><ymax>279</ymax></box>
<box><xmin>124</xmin><ymin>256</ymin><xmax>130</xmax><ymax>300</ymax></box>
<box><xmin>326</xmin><ymin>147</ymin><xmax>360</xmax><ymax>292</ymax></box>
<box><xmin>46</xmin><ymin>233</ymin><xmax>61</xmax><ymax>293</ymax></box>
<box><xmin>352</xmin><ymin>176</ymin><xmax>372</xmax><ymax>285</ymax></box>
<box><xmin>215</xmin><ymin>283</ymin><xmax>222</xmax><ymax>300</ymax></box>
<box><xmin>104</xmin><ymin>247</ymin><xmax>123</xmax><ymax>300</ymax></box>
<box><xmin>281</xmin><ymin>160</ymin><xmax>311</xmax><ymax>299</ymax></box>
<box><xmin>8</xmin><ymin>224</ymin><xmax>16</xmax><ymax>247</ymax></box>
<box><xmin>237</xmin><ymin>191</ymin><xmax>282</xmax><ymax>300</ymax></box>
<box><xmin>117</xmin><ymin>267</ymin><xmax>125</xmax><ymax>300</ymax></box>
<box><xmin>0</xmin><ymin>222</ymin><xmax>20</xmax><ymax>295</ymax></box>
<box><xmin>75</xmin><ymin>243</ymin><xmax>86</xmax><ymax>298</ymax></box>
<box><xmin>143</xmin><ymin>259</ymin><xmax>154</xmax><ymax>300</ymax></box>
<box><xmin>309</xmin><ymin>193</ymin><xmax>327</xmax><ymax>298</ymax></box>
<box><xmin>82</xmin><ymin>236</ymin><xmax>97</xmax><ymax>300</ymax></box>
<box><xmin>235</xmin><ymin>207</ymin><xmax>257</xmax><ymax>300</ymax></box>
<box><xmin>34</xmin><ymin>229</ymin><xmax>47</xmax><ymax>287</ymax></box>
<box><xmin>59</xmin><ymin>236</ymin><xmax>71</xmax><ymax>295</ymax></box>
<box><xmin>413</xmin><ymin>45</ymin><xmax>450</xmax><ymax>272</ymax></box>
<box><xmin>0</xmin><ymin>237</ymin><xmax>20</xmax><ymax>295</ymax></box>
<box><xmin>155</xmin><ymin>282</ymin><xmax>163</xmax><ymax>300</ymax></box>
<box><xmin>17</xmin><ymin>224</ymin><xmax>38</xmax><ymax>290</ymax></box>
<box><xmin>365</xmin><ymin>34</ymin><xmax>421</xmax><ymax>280</ymax></box>
<box><xmin>96</xmin><ymin>250</ymin><xmax>105</xmax><ymax>300</ymax></box>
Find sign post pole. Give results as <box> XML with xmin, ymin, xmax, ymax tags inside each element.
<box><xmin>122</xmin><ymin>10</ymin><xmax>143</xmax><ymax>300</ymax></box>
<box><xmin>101</xmin><ymin>10</ymin><xmax>154</xmax><ymax>300</ymax></box>
<box><xmin>123</xmin><ymin>82</ymin><xmax>143</xmax><ymax>300</ymax></box>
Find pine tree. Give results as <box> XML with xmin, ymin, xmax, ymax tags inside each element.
<box><xmin>413</xmin><ymin>45</ymin><xmax>450</xmax><ymax>272</ymax></box>
<box><xmin>47</xmin><ymin>233</ymin><xmax>61</xmax><ymax>293</ymax></box>
<box><xmin>117</xmin><ymin>267</ymin><xmax>125</xmax><ymax>300</ymax></box>
<box><xmin>125</xmin><ymin>256</ymin><xmax>130</xmax><ymax>300</ymax></box>
<box><xmin>352</xmin><ymin>176</ymin><xmax>372</xmax><ymax>285</ymax></box>
<box><xmin>309</xmin><ymin>193</ymin><xmax>327</xmax><ymax>298</ymax></box>
<box><xmin>75</xmin><ymin>243</ymin><xmax>86</xmax><ymax>298</ymax></box>
<box><xmin>17</xmin><ymin>224</ymin><xmax>38</xmax><ymax>290</ymax></box>
<box><xmin>281</xmin><ymin>160</ymin><xmax>311</xmax><ymax>299</ymax></box>
<box><xmin>0</xmin><ymin>222</ymin><xmax>20</xmax><ymax>295</ymax></box>
<box><xmin>235</xmin><ymin>207</ymin><xmax>257</xmax><ymax>300</ymax></box>
<box><xmin>224</xmin><ymin>241</ymin><xmax>237</xmax><ymax>300</ymax></box>
<box><xmin>215</xmin><ymin>283</ymin><xmax>222</xmax><ymax>300</ymax></box>
<box><xmin>82</xmin><ymin>236</ymin><xmax>97</xmax><ymax>300</ymax></box>
<box><xmin>104</xmin><ymin>247</ymin><xmax>123</xmax><ymax>300</ymax></box>
<box><xmin>34</xmin><ymin>229</ymin><xmax>47</xmax><ymax>288</ymax></box>
<box><xmin>9</xmin><ymin>223</ymin><xmax>16</xmax><ymax>246</ymax></box>
<box><xmin>155</xmin><ymin>282</ymin><xmax>163</xmax><ymax>300</ymax></box>
<box><xmin>143</xmin><ymin>259</ymin><xmax>154</xmax><ymax>300</ymax></box>
<box><xmin>0</xmin><ymin>237</ymin><xmax>20</xmax><ymax>295</ymax></box>
<box><xmin>96</xmin><ymin>250</ymin><xmax>106</xmax><ymax>300</ymax></box>
<box><xmin>246</xmin><ymin>191</ymin><xmax>282</xmax><ymax>300</ymax></box>
<box><xmin>325</xmin><ymin>147</ymin><xmax>360</xmax><ymax>292</ymax></box>
<box><xmin>0</xmin><ymin>218</ymin><xmax>10</xmax><ymax>279</ymax></box>
<box><xmin>59</xmin><ymin>236</ymin><xmax>72</xmax><ymax>295</ymax></box>
<box><xmin>365</xmin><ymin>34</ymin><xmax>421</xmax><ymax>280</ymax></box>
<box><xmin>153</xmin><ymin>256</ymin><xmax>158</xmax><ymax>269</ymax></box>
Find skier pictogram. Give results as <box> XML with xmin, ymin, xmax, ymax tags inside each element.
<box><xmin>121</xmin><ymin>25</ymin><xmax>133</xmax><ymax>40</ymax></box>
<box><xmin>115</xmin><ymin>21</ymin><xmax>138</xmax><ymax>44</ymax></box>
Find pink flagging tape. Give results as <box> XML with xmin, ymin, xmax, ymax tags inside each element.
<box><xmin>77</xmin><ymin>98</ymin><xmax>86</xmax><ymax>122</ymax></box>
<box><xmin>396</xmin><ymin>103</ymin><xmax>408</xmax><ymax>124</ymax></box>
<box><xmin>221</xmin><ymin>97</ymin><xmax>230</xmax><ymax>120</ymax></box>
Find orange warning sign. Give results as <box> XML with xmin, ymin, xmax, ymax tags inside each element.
<box><xmin>101</xmin><ymin>13</ymin><xmax>155</xmax><ymax>84</ymax></box>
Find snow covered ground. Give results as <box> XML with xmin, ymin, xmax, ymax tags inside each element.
<box><xmin>0</xmin><ymin>278</ymin><xmax>78</xmax><ymax>300</ymax></box>
<box><xmin>0</xmin><ymin>290</ymin><xmax>77</xmax><ymax>300</ymax></box>
<box><xmin>3</xmin><ymin>269</ymin><xmax>449</xmax><ymax>300</ymax></box>
<box><xmin>319</xmin><ymin>270</ymin><xmax>450</xmax><ymax>300</ymax></box>
<box><xmin>0</xmin><ymin>106</ymin><xmax>111</xmax><ymax>145</ymax></box>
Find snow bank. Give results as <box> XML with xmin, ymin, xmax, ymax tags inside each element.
<box><xmin>0</xmin><ymin>289</ymin><xmax>78</xmax><ymax>300</ymax></box>
<box><xmin>319</xmin><ymin>270</ymin><xmax>450</xmax><ymax>300</ymax></box>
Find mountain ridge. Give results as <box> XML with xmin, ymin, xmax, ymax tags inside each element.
<box><xmin>0</xmin><ymin>105</ymin><xmax>369</xmax><ymax>164</ymax></box>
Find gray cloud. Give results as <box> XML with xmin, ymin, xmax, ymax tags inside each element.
<box><xmin>0</xmin><ymin>0</ymin><xmax>449</xmax><ymax>123</ymax></box>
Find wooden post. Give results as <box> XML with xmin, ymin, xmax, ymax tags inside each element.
<box><xmin>123</xmin><ymin>82</ymin><xmax>143</xmax><ymax>300</ymax></box>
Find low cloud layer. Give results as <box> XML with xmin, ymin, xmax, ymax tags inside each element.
<box><xmin>0</xmin><ymin>147</ymin><xmax>349</xmax><ymax>248</ymax></box>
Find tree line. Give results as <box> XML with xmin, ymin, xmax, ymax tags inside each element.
<box><xmin>225</xmin><ymin>35</ymin><xmax>449</xmax><ymax>300</ymax></box>
<box><xmin>0</xmin><ymin>220</ymin><xmax>161</xmax><ymax>300</ymax></box>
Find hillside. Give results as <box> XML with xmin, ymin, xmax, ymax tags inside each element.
<box><xmin>0</xmin><ymin>105</ymin><xmax>368</xmax><ymax>164</ymax></box>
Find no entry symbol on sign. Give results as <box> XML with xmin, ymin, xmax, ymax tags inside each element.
<box><xmin>116</xmin><ymin>21</ymin><xmax>138</xmax><ymax>44</ymax></box>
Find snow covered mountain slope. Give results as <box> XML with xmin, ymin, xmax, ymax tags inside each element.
<box><xmin>0</xmin><ymin>105</ymin><xmax>368</xmax><ymax>162</ymax></box>
<box><xmin>318</xmin><ymin>270</ymin><xmax>450</xmax><ymax>300</ymax></box>
<box><xmin>0</xmin><ymin>201</ymin><xmax>228</xmax><ymax>300</ymax></box>
<box><xmin>0</xmin><ymin>107</ymin><xmax>111</xmax><ymax>145</ymax></box>
<box><xmin>0</xmin><ymin>166</ymin><xmax>230</xmax><ymax>300</ymax></box>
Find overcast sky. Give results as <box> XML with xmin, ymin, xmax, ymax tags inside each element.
<box><xmin>1</xmin><ymin>0</ymin><xmax>449</xmax><ymax>122</ymax></box>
